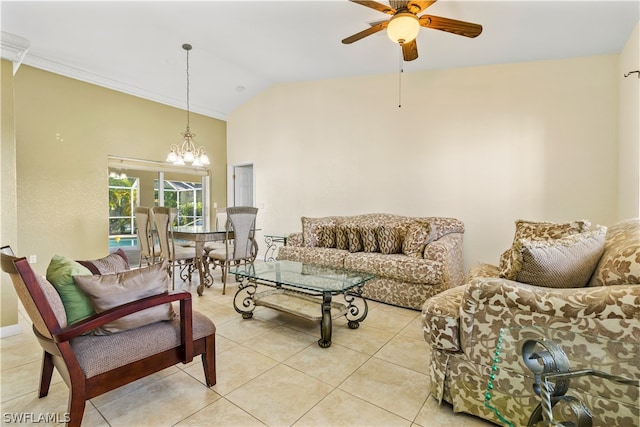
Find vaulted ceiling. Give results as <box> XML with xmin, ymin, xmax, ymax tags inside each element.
<box><xmin>2</xmin><ymin>1</ymin><xmax>638</xmax><ymax>120</ymax></box>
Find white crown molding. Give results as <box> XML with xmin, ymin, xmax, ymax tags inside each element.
<box><xmin>0</xmin><ymin>31</ymin><xmax>31</xmax><ymax>75</ymax></box>
<box><xmin>21</xmin><ymin>51</ymin><xmax>228</xmax><ymax>121</ymax></box>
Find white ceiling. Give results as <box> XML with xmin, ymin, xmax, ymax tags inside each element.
<box><xmin>2</xmin><ymin>1</ymin><xmax>638</xmax><ymax>120</ymax></box>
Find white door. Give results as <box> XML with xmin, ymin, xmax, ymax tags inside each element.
<box><xmin>233</xmin><ymin>164</ymin><xmax>254</xmax><ymax>207</ymax></box>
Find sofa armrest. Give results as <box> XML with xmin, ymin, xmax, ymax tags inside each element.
<box><xmin>459</xmin><ymin>277</ymin><xmax>640</xmax><ymax>359</ymax></box>
<box><xmin>286</xmin><ymin>232</ymin><xmax>303</xmax><ymax>247</ymax></box>
<box><xmin>423</xmin><ymin>233</ymin><xmax>465</xmax><ymax>287</ymax></box>
<box><xmin>421</xmin><ymin>286</ymin><xmax>465</xmax><ymax>352</ymax></box>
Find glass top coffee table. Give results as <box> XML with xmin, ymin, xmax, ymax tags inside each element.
<box><xmin>231</xmin><ymin>260</ymin><xmax>374</xmax><ymax>348</ymax></box>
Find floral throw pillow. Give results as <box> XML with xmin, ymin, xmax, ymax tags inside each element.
<box><xmin>402</xmin><ymin>221</ymin><xmax>433</xmax><ymax>258</ymax></box>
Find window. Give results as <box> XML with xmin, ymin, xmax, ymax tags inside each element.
<box><xmin>108</xmin><ymin>176</ymin><xmax>139</xmax><ymax>236</ymax></box>
<box><xmin>155</xmin><ymin>180</ymin><xmax>203</xmax><ymax>226</ymax></box>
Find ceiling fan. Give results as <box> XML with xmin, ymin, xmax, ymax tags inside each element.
<box><xmin>342</xmin><ymin>0</ymin><xmax>483</xmax><ymax>61</ymax></box>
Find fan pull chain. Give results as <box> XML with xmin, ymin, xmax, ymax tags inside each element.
<box><xmin>398</xmin><ymin>44</ymin><xmax>403</xmax><ymax>108</ymax></box>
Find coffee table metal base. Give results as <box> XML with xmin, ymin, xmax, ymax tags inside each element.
<box><xmin>233</xmin><ymin>278</ymin><xmax>368</xmax><ymax>348</ymax></box>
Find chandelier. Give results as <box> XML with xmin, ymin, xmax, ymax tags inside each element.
<box><xmin>166</xmin><ymin>43</ymin><xmax>210</xmax><ymax>167</ymax></box>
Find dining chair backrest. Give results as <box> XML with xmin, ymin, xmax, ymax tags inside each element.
<box><xmin>134</xmin><ymin>206</ymin><xmax>154</xmax><ymax>263</ymax></box>
<box><xmin>152</xmin><ymin>206</ymin><xmax>177</xmax><ymax>261</ymax></box>
<box><xmin>215</xmin><ymin>208</ymin><xmax>228</xmax><ymax>232</ymax></box>
<box><xmin>226</xmin><ymin>206</ymin><xmax>258</xmax><ymax>260</ymax></box>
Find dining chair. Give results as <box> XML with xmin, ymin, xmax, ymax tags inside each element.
<box><xmin>207</xmin><ymin>206</ymin><xmax>258</xmax><ymax>295</ymax></box>
<box><xmin>134</xmin><ymin>206</ymin><xmax>159</xmax><ymax>267</ymax></box>
<box><xmin>152</xmin><ymin>206</ymin><xmax>197</xmax><ymax>290</ymax></box>
<box><xmin>0</xmin><ymin>246</ymin><xmax>216</xmax><ymax>427</ymax></box>
<box><xmin>204</xmin><ymin>207</ymin><xmax>229</xmax><ymax>253</ymax></box>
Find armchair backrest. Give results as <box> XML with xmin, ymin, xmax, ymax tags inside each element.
<box><xmin>0</xmin><ymin>246</ymin><xmax>66</xmax><ymax>340</ymax></box>
<box><xmin>226</xmin><ymin>207</ymin><xmax>258</xmax><ymax>260</ymax></box>
<box><xmin>152</xmin><ymin>206</ymin><xmax>178</xmax><ymax>261</ymax></box>
<box><xmin>134</xmin><ymin>206</ymin><xmax>154</xmax><ymax>259</ymax></box>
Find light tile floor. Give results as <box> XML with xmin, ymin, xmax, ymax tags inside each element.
<box><xmin>0</xmin><ymin>268</ymin><xmax>495</xmax><ymax>427</ymax></box>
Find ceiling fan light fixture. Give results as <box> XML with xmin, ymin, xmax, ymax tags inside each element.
<box><xmin>387</xmin><ymin>12</ymin><xmax>420</xmax><ymax>44</ymax></box>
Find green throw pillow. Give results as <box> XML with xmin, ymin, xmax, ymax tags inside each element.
<box><xmin>46</xmin><ymin>255</ymin><xmax>95</xmax><ymax>324</ymax></box>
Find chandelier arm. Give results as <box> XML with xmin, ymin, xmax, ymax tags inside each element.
<box><xmin>166</xmin><ymin>43</ymin><xmax>210</xmax><ymax>166</ymax></box>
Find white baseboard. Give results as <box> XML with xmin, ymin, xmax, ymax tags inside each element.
<box><xmin>0</xmin><ymin>323</ymin><xmax>22</xmax><ymax>338</ymax></box>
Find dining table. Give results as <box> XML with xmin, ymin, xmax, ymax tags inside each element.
<box><xmin>172</xmin><ymin>226</ymin><xmax>228</xmax><ymax>296</ymax></box>
<box><xmin>171</xmin><ymin>226</ymin><xmax>261</xmax><ymax>295</ymax></box>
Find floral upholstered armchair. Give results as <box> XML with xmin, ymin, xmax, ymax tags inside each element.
<box><xmin>421</xmin><ymin>219</ymin><xmax>639</xmax><ymax>426</ymax></box>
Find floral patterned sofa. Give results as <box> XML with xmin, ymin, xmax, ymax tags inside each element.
<box><xmin>277</xmin><ymin>214</ymin><xmax>465</xmax><ymax>310</ymax></box>
<box><xmin>421</xmin><ymin>218</ymin><xmax>640</xmax><ymax>426</ymax></box>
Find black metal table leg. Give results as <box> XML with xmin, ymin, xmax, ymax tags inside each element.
<box><xmin>233</xmin><ymin>277</ymin><xmax>257</xmax><ymax>319</ymax></box>
<box><xmin>319</xmin><ymin>292</ymin><xmax>333</xmax><ymax>348</ymax></box>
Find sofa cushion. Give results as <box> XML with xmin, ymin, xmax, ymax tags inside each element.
<box><xmin>589</xmin><ymin>219</ymin><xmax>640</xmax><ymax>286</ymax></box>
<box><xmin>277</xmin><ymin>246</ymin><xmax>348</xmax><ymax>269</ymax></box>
<box><xmin>360</xmin><ymin>226</ymin><xmax>379</xmax><ymax>253</ymax></box>
<box><xmin>301</xmin><ymin>216</ymin><xmax>336</xmax><ymax>248</ymax></box>
<box><xmin>509</xmin><ymin>226</ymin><xmax>606</xmax><ymax>288</ymax></box>
<box><xmin>335</xmin><ymin>225</ymin><xmax>349</xmax><ymax>250</ymax></box>
<box><xmin>344</xmin><ymin>252</ymin><xmax>443</xmax><ymax>284</ymax></box>
<box><xmin>318</xmin><ymin>225</ymin><xmax>336</xmax><ymax>248</ymax></box>
<box><xmin>376</xmin><ymin>225</ymin><xmax>403</xmax><ymax>255</ymax></box>
<box><xmin>500</xmin><ymin>219</ymin><xmax>591</xmax><ymax>279</ymax></box>
<box><xmin>46</xmin><ymin>255</ymin><xmax>95</xmax><ymax>325</ymax></box>
<box><xmin>402</xmin><ymin>221</ymin><xmax>433</xmax><ymax>258</ymax></box>
<box><xmin>73</xmin><ymin>261</ymin><xmax>176</xmax><ymax>334</ymax></box>
<box><xmin>71</xmin><ymin>311</ymin><xmax>215</xmax><ymax>379</ymax></box>
<box><xmin>78</xmin><ymin>249</ymin><xmax>130</xmax><ymax>275</ymax></box>
<box><xmin>347</xmin><ymin>225</ymin><xmax>363</xmax><ymax>253</ymax></box>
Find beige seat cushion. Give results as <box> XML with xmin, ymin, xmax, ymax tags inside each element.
<box><xmin>71</xmin><ymin>310</ymin><xmax>215</xmax><ymax>378</ymax></box>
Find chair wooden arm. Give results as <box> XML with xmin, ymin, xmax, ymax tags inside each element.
<box><xmin>53</xmin><ymin>291</ymin><xmax>194</xmax><ymax>362</ymax></box>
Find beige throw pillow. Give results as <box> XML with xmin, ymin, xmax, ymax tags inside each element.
<box><xmin>335</xmin><ymin>225</ymin><xmax>349</xmax><ymax>250</ymax></box>
<box><xmin>301</xmin><ymin>217</ymin><xmax>335</xmax><ymax>247</ymax></box>
<box><xmin>377</xmin><ymin>225</ymin><xmax>402</xmax><ymax>254</ymax></box>
<box><xmin>510</xmin><ymin>226</ymin><xmax>606</xmax><ymax>288</ymax></box>
<box><xmin>347</xmin><ymin>225</ymin><xmax>363</xmax><ymax>253</ymax></box>
<box><xmin>360</xmin><ymin>226</ymin><xmax>379</xmax><ymax>253</ymax></box>
<box><xmin>500</xmin><ymin>219</ymin><xmax>591</xmax><ymax>279</ymax></box>
<box><xmin>73</xmin><ymin>261</ymin><xmax>175</xmax><ymax>334</ymax></box>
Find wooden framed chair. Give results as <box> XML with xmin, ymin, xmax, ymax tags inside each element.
<box><xmin>152</xmin><ymin>206</ymin><xmax>197</xmax><ymax>290</ymax></box>
<box><xmin>134</xmin><ymin>206</ymin><xmax>158</xmax><ymax>267</ymax></box>
<box><xmin>0</xmin><ymin>246</ymin><xmax>216</xmax><ymax>427</ymax></box>
<box><xmin>207</xmin><ymin>206</ymin><xmax>258</xmax><ymax>295</ymax></box>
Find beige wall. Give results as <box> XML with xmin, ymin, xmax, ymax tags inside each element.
<box><xmin>619</xmin><ymin>21</ymin><xmax>640</xmax><ymax>219</ymax></box>
<box><xmin>228</xmin><ymin>54</ymin><xmax>625</xmax><ymax>270</ymax></box>
<box><xmin>11</xmin><ymin>65</ymin><xmax>227</xmax><ymax>276</ymax></box>
<box><xmin>1</xmin><ymin>59</ymin><xmax>19</xmax><ymax>333</ymax></box>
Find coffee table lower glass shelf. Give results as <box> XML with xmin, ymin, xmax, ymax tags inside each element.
<box><xmin>231</xmin><ymin>261</ymin><xmax>374</xmax><ymax>348</ymax></box>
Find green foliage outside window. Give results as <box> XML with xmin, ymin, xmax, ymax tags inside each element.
<box><xmin>108</xmin><ymin>177</ymin><xmax>138</xmax><ymax>235</ymax></box>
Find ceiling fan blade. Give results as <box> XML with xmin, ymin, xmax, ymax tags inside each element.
<box><xmin>419</xmin><ymin>14</ymin><xmax>483</xmax><ymax>38</ymax></box>
<box><xmin>402</xmin><ymin>39</ymin><xmax>419</xmax><ymax>61</ymax></box>
<box><xmin>407</xmin><ymin>1</ymin><xmax>437</xmax><ymax>14</ymax></box>
<box><xmin>390</xmin><ymin>1</ymin><xmax>409</xmax><ymax>10</ymax></box>
<box><xmin>342</xmin><ymin>21</ymin><xmax>389</xmax><ymax>44</ymax></box>
<box><xmin>350</xmin><ymin>0</ymin><xmax>396</xmax><ymax>15</ymax></box>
